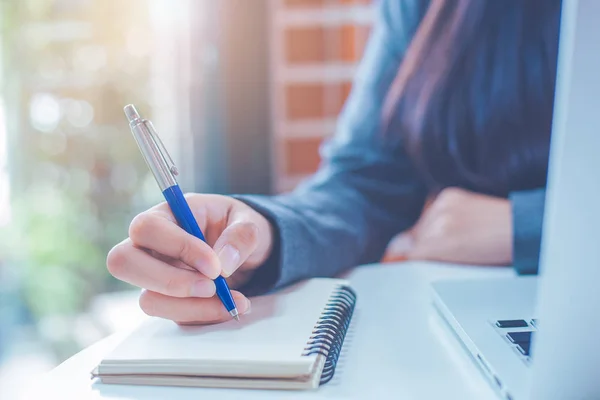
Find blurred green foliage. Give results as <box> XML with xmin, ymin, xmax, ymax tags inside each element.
<box><xmin>0</xmin><ymin>0</ymin><xmax>161</xmax><ymax>320</ymax></box>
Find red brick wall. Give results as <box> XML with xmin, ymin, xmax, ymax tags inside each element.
<box><xmin>285</xmin><ymin>0</ymin><xmax>372</xmax><ymax>6</ymax></box>
<box><xmin>285</xmin><ymin>25</ymin><xmax>371</xmax><ymax>63</ymax></box>
<box><xmin>270</xmin><ymin>0</ymin><xmax>374</xmax><ymax>192</ymax></box>
<box><xmin>285</xmin><ymin>82</ymin><xmax>352</xmax><ymax>120</ymax></box>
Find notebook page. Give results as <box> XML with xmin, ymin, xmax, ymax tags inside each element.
<box><xmin>100</xmin><ymin>279</ymin><xmax>348</xmax><ymax>378</ymax></box>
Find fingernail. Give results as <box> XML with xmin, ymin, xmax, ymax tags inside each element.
<box><xmin>218</xmin><ymin>245</ymin><xmax>240</xmax><ymax>277</ymax></box>
<box><xmin>190</xmin><ymin>280</ymin><xmax>216</xmax><ymax>297</ymax></box>
<box><xmin>243</xmin><ymin>298</ymin><xmax>252</xmax><ymax>315</ymax></box>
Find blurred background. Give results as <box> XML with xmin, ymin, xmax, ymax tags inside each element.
<box><xmin>0</xmin><ymin>0</ymin><xmax>371</xmax><ymax>397</ymax></box>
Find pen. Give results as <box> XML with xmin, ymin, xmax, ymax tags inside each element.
<box><xmin>124</xmin><ymin>104</ymin><xmax>240</xmax><ymax>321</ymax></box>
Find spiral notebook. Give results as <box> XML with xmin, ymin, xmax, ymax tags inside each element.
<box><xmin>92</xmin><ymin>278</ymin><xmax>356</xmax><ymax>390</ymax></box>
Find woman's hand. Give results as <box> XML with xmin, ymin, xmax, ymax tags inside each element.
<box><xmin>106</xmin><ymin>194</ymin><xmax>274</xmax><ymax>324</ymax></box>
<box><xmin>406</xmin><ymin>188</ymin><xmax>513</xmax><ymax>265</ymax></box>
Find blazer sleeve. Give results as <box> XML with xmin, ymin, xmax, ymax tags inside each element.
<box><xmin>510</xmin><ymin>188</ymin><xmax>547</xmax><ymax>275</ymax></box>
<box><xmin>235</xmin><ymin>0</ymin><xmax>430</xmax><ymax>295</ymax></box>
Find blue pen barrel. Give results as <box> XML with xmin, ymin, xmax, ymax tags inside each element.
<box><xmin>214</xmin><ymin>276</ymin><xmax>236</xmax><ymax>312</ymax></box>
<box><xmin>162</xmin><ymin>185</ymin><xmax>237</xmax><ymax>313</ymax></box>
<box><xmin>162</xmin><ymin>185</ymin><xmax>206</xmax><ymax>241</ymax></box>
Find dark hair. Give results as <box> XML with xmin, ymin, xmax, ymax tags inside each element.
<box><xmin>384</xmin><ymin>0</ymin><xmax>562</xmax><ymax>197</ymax></box>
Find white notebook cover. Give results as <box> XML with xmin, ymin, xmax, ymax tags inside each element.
<box><xmin>93</xmin><ymin>278</ymin><xmax>353</xmax><ymax>390</ymax></box>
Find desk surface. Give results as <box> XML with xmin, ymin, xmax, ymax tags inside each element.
<box><xmin>27</xmin><ymin>261</ymin><xmax>515</xmax><ymax>400</ymax></box>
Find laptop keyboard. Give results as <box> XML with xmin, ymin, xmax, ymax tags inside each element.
<box><xmin>495</xmin><ymin>319</ymin><xmax>529</xmax><ymax>328</ymax></box>
<box><xmin>494</xmin><ymin>319</ymin><xmax>537</xmax><ymax>360</ymax></box>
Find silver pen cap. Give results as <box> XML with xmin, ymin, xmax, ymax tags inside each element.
<box><xmin>124</xmin><ymin>104</ymin><xmax>178</xmax><ymax>191</ymax></box>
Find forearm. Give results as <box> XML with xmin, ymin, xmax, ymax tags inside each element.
<box><xmin>235</xmin><ymin>0</ymin><xmax>430</xmax><ymax>294</ymax></box>
<box><xmin>236</xmin><ymin>175</ymin><xmax>425</xmax><ymax>293</ymax></box>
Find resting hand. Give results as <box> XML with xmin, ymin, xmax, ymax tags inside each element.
<box><xmin>406</xmin><ymin>188</ymin><xmax>512</xmax><ymax>265</ymax></box>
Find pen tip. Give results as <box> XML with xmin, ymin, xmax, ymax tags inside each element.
<box><xmin>229</xmin><ymin>309</ymin><xmax>240</xmax><ymax>322</ymax></box>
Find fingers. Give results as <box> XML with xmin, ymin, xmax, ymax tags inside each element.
<box><xmin>410</xmin><ymin>191</ymin><xmax>454</xmax><ymax>245</ymax></box>
<box><xmin>128</xmin><ymin>210</ymin><xmax>221</xmax><ymax>279</ymax></box>
<box><xmin>405</xmin><ymin>242</ymin><xmax>441</xmax><ymax>261</ymax></box>
<box><xmin>139</xmin><ymin>289</ymin><xmax>251</xmax><ymax>324</ymax></box>
<box><xmin>107</xmin><ymin>239</ymin><xmax>216</xmax><ymax>298</ymax></box>
<box><xmin>406</xmin><ymin>210</ymin><xmax>447</xmax><ymax>261</ymax></box>
<box><xmin>212</xmin><ymin>220</ymin><xmax>260</xmax><ymax>277</ymax></box>
<box><xmin>407</xmin><ymin>213</ymin><xmax>454</xmax><ymax>261</ymax></box>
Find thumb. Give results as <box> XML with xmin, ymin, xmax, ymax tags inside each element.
<box><xmin>212</xmin><ymin>220</ymin><xmax>260</xmax><ymax>278</ymax></box>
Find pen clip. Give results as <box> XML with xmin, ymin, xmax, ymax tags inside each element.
<box><xmin>146</xmin><ymin>122</ymin><xmax>179</xmax><ymax>178</ymax></box>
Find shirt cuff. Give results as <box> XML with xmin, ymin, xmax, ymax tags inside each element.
<box><xmin>231</xmin><ymin>195</ymin><xmax>287</xmax><ymax>295</ymax></box>
<box><xmin>510</xmin><ymin>189</ymin><xmax>546</xmax><ymax>275</ymax></box>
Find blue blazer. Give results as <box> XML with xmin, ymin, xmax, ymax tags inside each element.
<box><xmin>238</xmin><ymin>0</ymin><xmax>546</xmax><ymax>293</ymax></box>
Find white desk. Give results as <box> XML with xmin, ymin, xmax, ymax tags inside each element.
<box><xmin>28</xmin><ymin>262</ymin><xmax>515</xmax><ymax>400</ymax></box>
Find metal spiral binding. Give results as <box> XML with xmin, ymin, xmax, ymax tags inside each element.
<box><xmin>301</xmin><ymin>285</ymin><xmax>357</xmax><ymax>385</ymax></box>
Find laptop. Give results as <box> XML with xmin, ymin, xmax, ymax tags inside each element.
<box><xmin>432</xmin><ymin>1</ymin><xmax>600</xmax><ymax>399</ymax></box>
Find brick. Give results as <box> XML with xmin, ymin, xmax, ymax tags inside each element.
<box><xmin>340</xmin><ymin>25</ymin><xmax>355</xmax><ymax>62</ymax></box>
<box><xmin>284</xmin><ymin>0</ymin><xmax>326</xmax><ymax>6</ymax></box>
<box><xmin>285</xmin><ymin>0</ymin><xmax>372</xmax><ymax>5</ymax></box>
<box><xmin>285</xmin><ymin>25</ymin><xmax>371</xmax><ymax>63</ymax></box>
<box><xmin>285</xmin><ymin>84</ymin><xmax>324</xmax><ymax>119</ymax></box>
<box><xmin>341</xmin><ymin>25</ymin><xmax>371</xmax><ymax>62</ymax></box>
<box><xmin>284</xmin><ymin>137</ymin><xmax>324</xmax><ymax>175</ymax></box>
<box><xmin>285</xmin><ymin>82</ymin><xmax>353</xmax><ymax>120</ymax></box>
<box><xmin>286</xmin><ymin>27</ymin><xmax>329</xmax><ymax>63</ymax></box>
<box><xmin>341</xmin><ymin>81</ymin><xmax>352</xmax><ymax>101</ymax></box>
<box><xmin>353</xmin><ymin>25</ymin><xmax>371</xmax><ymax>60</ymax></box>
